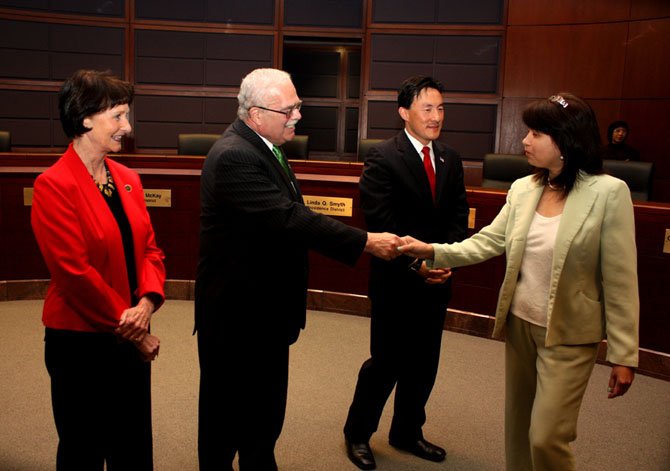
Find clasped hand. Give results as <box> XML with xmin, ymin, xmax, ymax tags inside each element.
<box><xmin>133</xmin><ymin>333</ymin><xmax>160</xmax><ymax>362</ymax></box>
<box><xmin>116</xmin><ymin>299</ymin><xmax>152</xmax><ymax>342</ymax></box>
<box><xmin>414</xmin><ymin>261</ymin><xmax>452</xmax><ymax>284</ymax></box>
<box><xmin>115</xmin><ymin>296</ymin><xmax>160</xmax><ymax>362</ymax></box>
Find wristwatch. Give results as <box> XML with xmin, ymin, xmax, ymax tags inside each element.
<box><xmin>408</xmin><ymin>258</ymin><xmax>423</xmax><ymax>273</ymax></box>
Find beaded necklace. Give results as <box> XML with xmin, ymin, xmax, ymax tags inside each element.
<box><xmin>92</xmin><ymin>166</ymin><xmax>116</xmax><ymax>197</ymax></box>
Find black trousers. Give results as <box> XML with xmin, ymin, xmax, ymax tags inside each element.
<box><xmin>197</xmin><ymin>327</ymin><xmax>289</xmax><ymax>471</ymax></box>
<box><xmin>44</xmin><ymin>328</ymin><xmax>153</xmax><ymax>471</ymax></box>
<box><xmin>344</xmin><ymin>297</ymin><xmax>446</xmax><ymax>443</ymax></box>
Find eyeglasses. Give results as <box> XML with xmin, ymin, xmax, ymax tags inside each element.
<box><xmin>253</xmin><ymin>101</ymin><xmax>303</xmax><ymax>119</ymax></box>
<box><xmin>549</xmin><ymin>95</ymin><xmax>568</xmax><ymax>109</ymax></box>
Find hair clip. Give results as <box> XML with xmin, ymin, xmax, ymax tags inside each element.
<box><xmin>549</xmin><ymin>95</ymin><xmax>568</xmax><ymax>108</ymax></box>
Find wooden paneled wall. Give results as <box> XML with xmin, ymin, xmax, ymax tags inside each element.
<box><xmin>367</xmin><ymin>34</ymin><xmax>501</xmax><ymax>93</ymax></box>
<box><xmin>0</xmin><ymin>0</ymin><xmax>669</xmax><ymax>199</ymax></box>
<box><xmin>370</xmin><ymin>0</ymin><xmax>503</xmax><ymax>24</ymax></box>
<box><xmin>133</xmin><ymin>96</ymin><xmax>238</xmax><ymax>150</ymax></box>
<box><xmin>0</xmin><ymin>0</ymin><xmax>503</xmax><ymax>160</ymax></box>
<box><xmin>501</xmin><ymin>0</ymin><xmax>670</xmax><ymax>201</ymax></box>
<box><xmin>367</xmin><ymin>101</ymin><xmax>497</xmax><ymax>159</ymax></box>
<box><xmin>135</xmin><ymin>0</ymin><xmax>275</xmax><ymax>24</ymax></box>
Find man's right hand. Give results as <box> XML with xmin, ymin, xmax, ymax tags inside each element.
<box><xmin>417</xmin><ymin>262</ymin><xmax>452</xmax><ymax>285</ymax></box>
<box><xmin>364</xmin><ymin>232</ymin><xmax>403</xmax><ymax>261</ymax></box>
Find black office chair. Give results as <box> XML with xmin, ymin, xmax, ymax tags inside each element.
<box><xmin>282</xmin><ymin>135</ymin><xmax>309</xmax><ymax>159</ymax></box>
<box><xmin>602</xmin><ymin>159</ymin><xmax>654</xmax><ymax>201</ymax></box>
<box><xmin>0</xmin><ymin>131</ymin><xmax>11</xmax><ymax>151</ymax></box>
<box><xmin>177</xmin><ymin>133</ymin><xmax>220</xmax><ymax>155</ymax></box>
<box><xmin>358</xmin><ymin>138</ymin><xmax>384</xmax><ymax>161</ymax></box>
<box><xmin>481</xmin><ymin>153</ymin><xmax>533</xmax><ymax>190</ymax></box>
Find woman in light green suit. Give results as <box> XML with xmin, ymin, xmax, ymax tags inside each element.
<box><xmin>399</xmin><ymin>93</ymin><xmax>638</xmax><ymax>471</ymax></box>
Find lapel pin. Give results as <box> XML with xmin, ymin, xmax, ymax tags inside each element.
<box><xmin>125</xmin><ymin>184</ymin><xmax>132</xmax><ymax>192</ymax></box>
<box><xmin>439</xmin><ymin>157</ymin><xmax>444</xmax><ymax>163</ymax></box>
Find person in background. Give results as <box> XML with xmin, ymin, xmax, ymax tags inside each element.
<box><xmin>31</xmin><ymin>69</ymin><xmax>165</xmax><ymax>470</ymax></box>
<box><xmin>399</xmin><ymin>93</ymin><xmax>638</xmax><ymax>471</ymax></box>
<box><xmin>195</xmin><ymin>68</ymin><xmax>402</xmax><ymax>471</ymax></box>
<box><xmin>601</xmin><ymin>120</ymin><xmax>640</xmax><ymax>161</ymax></box>
<box><xmin>343</xmin><ymin>75</ymin><xmax>469</xmax><ymax>470</ymax></box>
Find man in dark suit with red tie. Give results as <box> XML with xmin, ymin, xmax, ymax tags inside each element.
<box><xmin>195</xmin><ymin>68</ymin><xmax>402</xmax><ymax>471</ymax></box>
<box><xmin>344</xmin><ymin>75</ymin><xmax>469</xmax><ymax>470</ymax></box>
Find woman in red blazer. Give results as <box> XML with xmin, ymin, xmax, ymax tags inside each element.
<box><xmin>31</xmin><ymin>69</ymin><xmax>166</xmax><ymax>470</ymax></box>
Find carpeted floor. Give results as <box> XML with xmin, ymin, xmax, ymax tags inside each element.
<box><xmin>1</xmin><ymin>300</ymin><xmax>668</xmax><ymax>470</ymax></box>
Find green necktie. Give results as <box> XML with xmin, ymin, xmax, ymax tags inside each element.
<box><xmin>272</xmin><ymin>145</ymin><xmax>291</xmax><ymax>176</ymax></box>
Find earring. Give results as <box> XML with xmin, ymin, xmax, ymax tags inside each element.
<box><xmin>560</xmin><ymin>155</ymin><xmax>564</xmax><ymax>160</ymax></box>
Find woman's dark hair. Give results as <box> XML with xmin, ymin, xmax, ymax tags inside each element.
<box><xmin>397</xmin><ymin>75</ymin><xmax>446</xmax><ymax>109</ymax></box>
<box><xmin>522</xmin><ymin>92</ymin><xmax>603</xmax><ymax>195</ymax></box>
<box><xmin>58</xmin><ymin>69</ymin><xmax>134</xmax><ymax>138</ymax></box>
<box><xmin>607</xmin><ymin>120</ymin><xmax>629</xmax><ymax>144</ymax></box>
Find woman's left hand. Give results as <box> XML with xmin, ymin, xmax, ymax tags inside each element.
<box><xmin>607</xmin><ymin>365</ymin><xmax>635</xmax><ymax>399</ymax></box>
<box><xmin>134</xmin><ymin>333</ymin><xmax>160</xmax><ymax>362</ymax></box>
<box><xmin>116</xmin><ymin>296</ymin><xmax>155</xmax><ymax>342</ymax></box>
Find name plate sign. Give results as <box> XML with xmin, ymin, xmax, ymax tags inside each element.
<box><xmin>23</xmin><ymin>188</ymin><xmax>33</xmax><ymax>206</ymax></box>
<box><xmin>23</xmin><ymin>188</ymin><xmax>171</xmax><ymax>207</ymax></box>
<box><xmin>143</xmin><ymin>189</ymin><xmax>172</xmax><ymax>207</ymax></box>
<box><xmin>303</xmin><ymin>195</ymin><xmax>353</xmax><ymax>217</ymax></box>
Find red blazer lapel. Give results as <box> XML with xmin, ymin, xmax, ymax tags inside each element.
<box><xmin>62</xmin><ymin>147</ymin><xmax>131</xmax><ymax>303</ymax></box>
<box><xmin>107</xmin><ymin>159</ymin><xmax>166</xmax><ymax>302</ymax></box>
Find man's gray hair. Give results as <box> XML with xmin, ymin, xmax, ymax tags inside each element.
<box><xmin>237</xmin><ymin>68</ymin><xmax>293</xmax><ymax>120</ymax></box>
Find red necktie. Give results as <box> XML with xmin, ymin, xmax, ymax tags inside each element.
<box><xmin>422</xmin><ymin>146</ymin><xmax>435</xmax><ymax>200</ymax></box>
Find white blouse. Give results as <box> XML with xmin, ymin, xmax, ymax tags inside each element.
<box><xmin>510</xmin><ymin>211</ymin><xmax>562</xmax><ymax>327</ymax></box>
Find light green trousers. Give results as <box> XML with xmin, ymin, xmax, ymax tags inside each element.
<box><xmin>505</xmin><ymin>314</ymin><xmax>599</xmax><ymax>471</ymax></box>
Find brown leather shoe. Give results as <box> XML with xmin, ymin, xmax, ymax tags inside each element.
<box><xmin>345</xmin><ymin>438</ymin><xmax>376</xmax><ymax>470</ymax></box>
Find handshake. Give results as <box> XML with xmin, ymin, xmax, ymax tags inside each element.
<box><xmin>364</xmin><ymin>233</ymin><xmax>448</xmax><ymax>284</ymax></box>
<box><xmin>364</xmin><ymin>233</ymin><xmax>436</xmax><ymax>261</ymax></box>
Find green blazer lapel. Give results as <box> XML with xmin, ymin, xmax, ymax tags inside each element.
<box><xmin>552</xmin><ymin>177</ymin><xmax>598</xmax><ymax>271</ymax></box>
<box><xmin>511</xmin><ymin>180</ymin><xmax>543</xmax><ymax>241</ymax></box>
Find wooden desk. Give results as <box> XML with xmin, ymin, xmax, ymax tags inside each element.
<box><xmin>1</xmin><ymin>153</ymin><xmax>668</xmax><ymax>378</ymax></box>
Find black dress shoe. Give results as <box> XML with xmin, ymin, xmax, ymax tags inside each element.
<box><xmin>345</xmin><ymin>438</ymin><xmax>376</xmax><ymax>470</ymax></box>
<box><xmin>389</xmin><ymin>437</ymin><xmax>446</xmax><ymax>462</ymax></box>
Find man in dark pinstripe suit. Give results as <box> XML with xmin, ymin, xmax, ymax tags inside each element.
<box><xmin>195</xmin><ymin>68</ymin><xmax>402</xmax><ymax>471</ymax></box>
